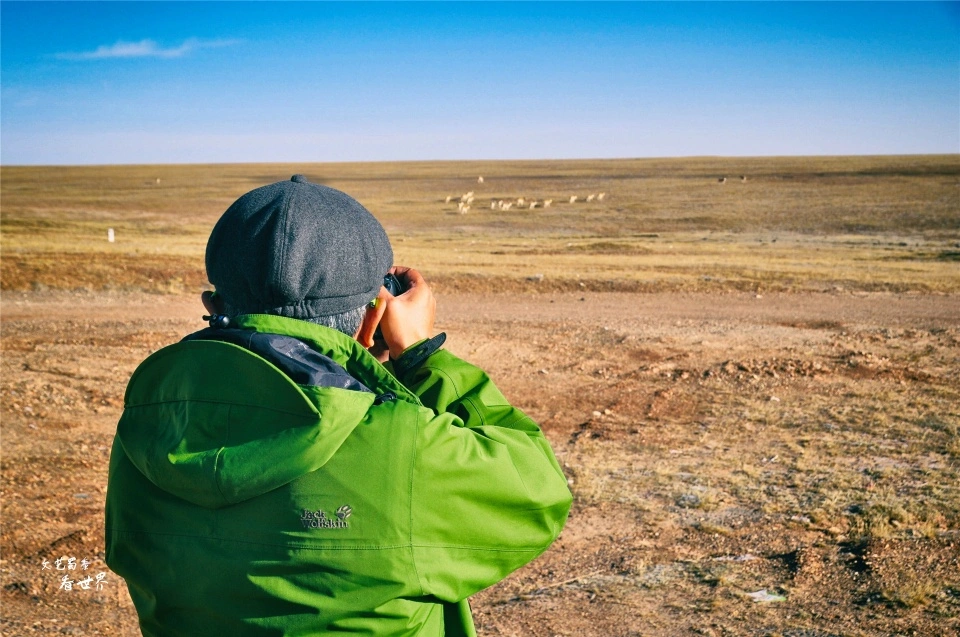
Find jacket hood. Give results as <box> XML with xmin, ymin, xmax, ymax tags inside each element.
<box><xmin>116</xmin><ymin>316</ymin><xmax>412</xmax><ymax>509</ymax></box>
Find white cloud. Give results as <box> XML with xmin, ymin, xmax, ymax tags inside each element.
<box><xmin>55</xmin><ymin>38</ymin><xmax>240</xmax><ymax>61</ymax></box>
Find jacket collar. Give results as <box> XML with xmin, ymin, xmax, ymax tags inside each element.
<box><xmin>229</xmin><ymin>314</ymin><xmax>419</xmax><ymax>405</ymax></box>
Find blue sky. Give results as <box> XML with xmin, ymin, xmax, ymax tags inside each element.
<box><xmin>1</xmin><ymin>1</ymin><xmax>958</xmax><ymax>165</ymax></box>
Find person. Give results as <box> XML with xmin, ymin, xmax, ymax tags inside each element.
<box><xmin>105</xmin><ymin>174</ymin><xmax>572</xmax><ymax>636</ymax></box>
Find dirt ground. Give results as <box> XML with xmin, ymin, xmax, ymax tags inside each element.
<box><xmin>2</xmin><ymin>288</ymin><xmax>958</xmax><ymax>636</ymax></box>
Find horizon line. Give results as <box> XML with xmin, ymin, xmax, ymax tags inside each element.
<box><xmin>3</xmin><ymin>152</ymin><xmax>959</xmax><ymax>169</ymax></box>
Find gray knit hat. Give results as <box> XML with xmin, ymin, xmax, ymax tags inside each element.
<box><xmin>206</xmin><ymin>174</ymin><xmax>393</xmax><ymax>319</ymax></box>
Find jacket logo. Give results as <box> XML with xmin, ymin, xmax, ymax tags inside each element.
<box><xmin>301</xmin><ymin>506</ymin><xmax>352</xmax><ymax>529</ymax></box>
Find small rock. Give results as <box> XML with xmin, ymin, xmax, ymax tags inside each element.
<box><xmin>746</xmin><ymin>589</ymin><xmax>785</xmax><ymax>603</ymax></box>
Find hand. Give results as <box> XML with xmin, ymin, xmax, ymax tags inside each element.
<box><xmin>379</xmin><ymin>266</ymin><xmax>436</xmax><ymax>360</ymax></box>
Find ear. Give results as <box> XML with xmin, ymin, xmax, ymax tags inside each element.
<box><xmin>355</xmin><ymin>288</ymin><xmax>389</xmax><ymax>349</ymax></box>
<box><xmin>201</xmin><ymin>290</ymin><xmax>225</xmax><ymax>315</ymax></box>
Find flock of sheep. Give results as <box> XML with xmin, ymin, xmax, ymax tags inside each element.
<box><xmin>445</xmin><ymin>176</ymin><xmax>607</xmax><ymax>214</ymax></box>
<box><xmin>443</xmin><ymin>173</ymin><xmax>746</xmax><ymax>213</ymax></box>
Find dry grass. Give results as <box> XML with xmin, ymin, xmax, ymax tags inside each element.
<box><xmin>3</xmin><ymin>155</ymin><xmax>958</xmax><ymax>294</ymax></box>
<box><xmin>880</xmin><ymin>580</ymin><xmax>941</xmax><ymax>609</ymax></box>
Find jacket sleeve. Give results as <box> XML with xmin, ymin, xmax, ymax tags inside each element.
<box><xmin>396</xmin><ymin>349</ymin><xmax>572</xmax><ymax>603</ymax></box>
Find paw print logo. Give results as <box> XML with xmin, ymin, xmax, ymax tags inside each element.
<box><xmin>336</xmin><ymin>505</ymin><xmax>352</xmax><ymax>521</ymax></box>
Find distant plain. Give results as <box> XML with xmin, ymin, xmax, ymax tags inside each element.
<box><xmin>3</xmin><ymin>155</ymin><xmax>959</xmax><ymax>295</ymax></box>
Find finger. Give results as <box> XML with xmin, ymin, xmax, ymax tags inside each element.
<box><xmin>356</xmin><ymin>286</ymin><xmax>391</xmax><ymax>349</ymax></box>
<box><xmin>388</xmin><ymin>266</ymin><xmax>426</xmax><ymax>294</ymax></box>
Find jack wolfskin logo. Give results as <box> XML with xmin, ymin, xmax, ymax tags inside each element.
<box><xmin>301</xmin><ymin>506</ymin><xmax>351</xmax><ymax>529</ymax></box>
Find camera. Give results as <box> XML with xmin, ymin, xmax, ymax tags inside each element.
<box><xmin>383</xmin><ymin>273</ymin><xmax>406</xmax><ymax>297</ymax></box>
<box><xmin>374</xmin><ymin>273</ymin><xmax>407</xmax><ymax>341</ymax></box>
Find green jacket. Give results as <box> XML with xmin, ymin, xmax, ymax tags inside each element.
<box><xmin>105</xmin><ymin>314</ymin><xmax>572</xmax><ymax>636</ymax></box>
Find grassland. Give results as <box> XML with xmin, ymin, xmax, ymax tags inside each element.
<box><xmin>3</xmin><ymin>155</ymin><xmax>958</xmax><ymax>294</ymax></box>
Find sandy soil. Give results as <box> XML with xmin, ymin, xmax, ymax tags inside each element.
<box><xmin>2</xmin><ymin>289</ymin><xmax>958</xmax><ymax>636</ymax></box>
